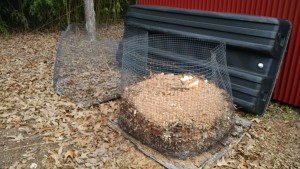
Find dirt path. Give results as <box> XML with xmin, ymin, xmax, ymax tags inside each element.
<box><xmin>0</xmin><ymin>23</ymin><xmax>299</xmax><ymax>169</ymax></box>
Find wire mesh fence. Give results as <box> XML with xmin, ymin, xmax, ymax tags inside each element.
<box><xmin>53</xmin><ymin>24</ymin><xmax>120</xmax><ymax>107</ymax></box>
<box><xmin>119</xmin><ymin>33</ymin><xmax>235</xmax><ymax>159</ymax></box>
<box><xmin>116</xmin><ymin>26</ymin><xmax>148</xmax><ymax>65</ymax></box>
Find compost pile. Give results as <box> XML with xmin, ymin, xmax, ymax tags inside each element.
<box><xmin>119</xmin><ymin>73</ymin><xmax>234</xmax><ymax>159</ymax></box>
<box><xmin>54</xmin><ymin>25</ymin><xmax>120</xmax><ymax>107</ymax></box>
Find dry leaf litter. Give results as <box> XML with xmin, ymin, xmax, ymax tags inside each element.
<box><xmin>0</xmin><ymin>22</ymin><xmax>299</xmax><ymax>169</ymax></box>
<box><xmin>0</xmin><ymin>23</ymin><xmax>161</xmax><ymax>169</ymax></box>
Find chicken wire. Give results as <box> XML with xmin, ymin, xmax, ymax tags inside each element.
<box><xmin>53</xmin><ymin>24</ymin><xmax>120</xmax><ymax>107</ymax></box>
<box><xmin>119</xmin><ymin>33</ymin><xmax>235</xmax><ymax>159</ymax></box>
<box><xmin>116</xmin><ymin>26</ymin><xmax>148</xmax><ymax>65</ymax></box>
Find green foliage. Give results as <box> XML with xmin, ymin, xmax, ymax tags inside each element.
<box><xmin>63</xmin><ymin>0</ymin><xmax>72</xmax><ymax>25</ymax></box>
<box><xmin>0</xmin><ymin>0</ymin><xmax>135</xmax><ymax>34</ymax></box>
<box><xmin>95</xmin><ymin>0</ymin><xmax>122</xmax><ymax>23</ymax></box>
<box><xmin>0</xmin><ymin>16</ymin><xmax>9</xmax><ymax>36</ymax></box>
<box><xmin>11</xmin><ymin>10</ymin><xmax>29</xmax><ymax>31</ymax></box>
<box><xmin>95</xmin><ymin>0</ymin><xmax>136</xmax><ymax>24</ymax></box>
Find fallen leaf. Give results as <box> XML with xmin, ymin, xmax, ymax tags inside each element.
<box><xmin>64</xmin><ymin>150</ymin><xmax>75</xmax><ymax>161</ymax></box>
<box><xmin>0</xmin><ymin>123</ymin><xmax>5</xmax><ymax>129</ymax></box>
<box><xmin>89</xmin><ymin>147</ymin><xmax>107</xmax><ymax>157</ymax></box>
<box><xmin>245</xmin><ymin>132</ymin><xmax>252</xmax><ymax>138</ymax></box>
<box><xmin>22</xmin><ymin>153</ymin><xmax>34</xmax><ymax>157</ymax></box>
<box><xmin>99</xmin><ymin>117</ymin><xmax>108</xmax><ymax>126</ymax></box>
<box><xmin>48</xmin><ymin>150</ymin><xmax>61</xmax><ymax>166</ymax></box>
<box><xmin>76</xmin><ymin>138</ymin><xmax>90</xmax><ymax>147</ymax></box>
<box><xmin>216</xmin><ymin>157</ymin><xmax>236</xmax><ymax>167</ymax></box>
<box><xmin>85</xmin><ymin>163</ymin><xmax>92</xmax><ymax>167</ymax></box>
<box><xmin>58</xmin><ymin>145</ymin><xmax>63</xmax><ymax>156</ymax></box>
<box><xmin>75</xmin><ymin>157</ymin><xmax>84</xmax><ymax>164</ymax></box>
<box><xmin>79</xmin><ymin>152</ymin><xmax>89</xmax><ymax>159</ymax></box>
<box><xmin>86</xmin><ymin>158</ymin><xmax>98</xmax><ymax>164</ymax></box>
<box><xmin>0</xmin><ymin>112</ymin><xmax>16</xmax><ymax>118</ymax></box>
<box><xmin>251</xmin><ymin>118</ymin><xmax>261</xmax><ymax>123</ymax></box>
<box><xmin>18</xmin><ymin>127</ymin><xmax>32</xmax><ymax>133</ymax></box>
<box><xmin>217</xmin><ymin>157</ymin><xmax>228</xmax><ymax>166</ymax></box>
<box><xmin>46</xmin><ymin>136</ymin><xmax>57</xmax><ymax>142</ymax></box>
<box><xmin>7</xmin><ymin>133</ymin><xmax>24</xmax><ymax>142</ymax></box>
<box><xmin>27</xmin><ymin>156</ymin><xmax>35</xmax><ymax>161</ymax></box>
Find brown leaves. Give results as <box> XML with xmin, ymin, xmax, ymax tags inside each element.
<box><xmin>64</xmin><ymin>150</ymin><xmax>75</xmax><ymax>161</ymax></box>
<box><xmin>0</xmin><ymin>29</ymin><xmax>158</xmax><ymax>169</ymax></box>
<box><xmin>216</xmin><ymin>157</ymin><xmax>236</xmax><ymax>167</ymax></box>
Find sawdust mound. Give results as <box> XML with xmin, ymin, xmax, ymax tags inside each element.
<box><xmin>119</xmin><ymin>73</ymin><xmax>234</xmax><ymax>159</ymax></box>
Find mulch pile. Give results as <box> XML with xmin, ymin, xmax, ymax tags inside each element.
<box><xmin>119</xmin><ymin>73</ymin><xmax>234</xmax><ymax>159</ymax></box>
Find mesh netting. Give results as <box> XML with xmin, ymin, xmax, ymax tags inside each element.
<box><xmin>116</xmin><ymin>26</ymin><xmax>148</xmax><ymax>65</ymax></box>
<box><xmin>119</xmin><ymin>33</ymin><xmax>235</xmax><ymax>159</ymax></box>
<box><xmin>53</xmin><ymin>24</ymin><xmax>120</xmax><ymax>107</ymax></box>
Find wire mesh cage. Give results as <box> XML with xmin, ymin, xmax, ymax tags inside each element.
<box><xmin>119</xmin><ymin>33</ymin><xmax>235</xmax><ymax>159</ymax></box>
<box><xmin>116</xmin><ymin>26</ymin><xmax>148</xmax><ymax>65</ymax></box>
<box><xmin>53</xmin><ymin>24</ymin><xmax>120</xmax><ymax>107</ymax></box>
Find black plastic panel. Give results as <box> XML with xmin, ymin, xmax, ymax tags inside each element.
<box><xmin>123</xmin><ymin>5</ymin><xmax>291</xmax><ymax>115</ymax></box>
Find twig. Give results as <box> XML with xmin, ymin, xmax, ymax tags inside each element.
<box><xmin>102</xmin><ymin>53</ymin><xmax>113</xmax><ymax>73</ymax></box>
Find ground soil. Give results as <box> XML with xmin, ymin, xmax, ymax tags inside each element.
<box><xmin>0</xmin><ymin>22</ymin><xmax>299</xmax><ymax>168</ymax></box>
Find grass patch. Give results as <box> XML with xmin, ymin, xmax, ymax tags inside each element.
<box><xmin>237</xmin><ymin>101</ymin><xmax>300</xmax><ymax>122</ymax></box>
<box><xmin>265</xmin><ymin>101</ymin><xmax>300</xmax><ymax>122</ymax></box>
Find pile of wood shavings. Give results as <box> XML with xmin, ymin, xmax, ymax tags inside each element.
<box><xmin>124</xmin><ymin>73</ymin><xmax>232</xmax><ymax>128</ymax></box>
<box><xmin>120</xmin><ymin>73</ymin><xmax>234</xmax><ymax>159</ymax></box>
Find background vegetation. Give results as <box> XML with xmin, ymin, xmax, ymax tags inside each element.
<box><xmin>0</xmin><ymin>0</ymin><xmax>136</xmax><ymax>35</ymax></box>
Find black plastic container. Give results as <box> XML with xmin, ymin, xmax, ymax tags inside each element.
<box><xmin>120</xmin><ymin>5</ymin><xmax>292</xmax><ymax>115</ymax></box>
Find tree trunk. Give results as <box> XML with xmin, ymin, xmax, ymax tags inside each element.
<box><xmin>84</xmin><ymin>0</ymin><xmax>96</xmax><ymax>41</ymax></box>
